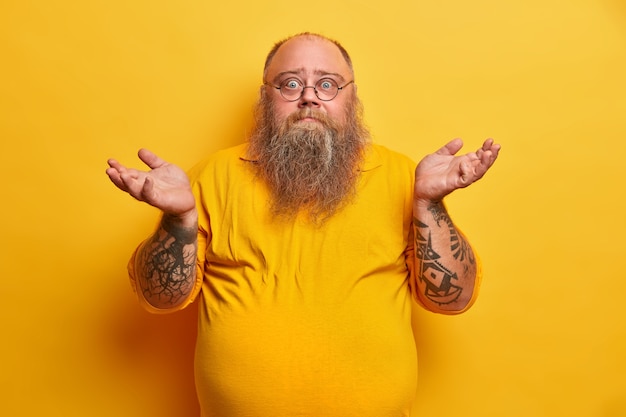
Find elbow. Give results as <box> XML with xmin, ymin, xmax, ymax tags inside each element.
<box><xmin>138</xmin><ymin>290</ymin><xmax>193</xmax><ymax>314</ymax></box>
<box><xmin>415</xmin><ymin>282</ymin><xmax>479</xmax><ymax>315</ymax></box>
<box><xmin>133</xmin><ymin>270</ymin><xmax>198</xmax><ymax>314</ymax></box>
<box><xmin>430</xmin><ymin>294</ymin><xmax>476</xmax><ymax>315</ymax></box>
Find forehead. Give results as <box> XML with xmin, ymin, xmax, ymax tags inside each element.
<box><xmin>265</xmin><ymin>36</ymin><xmax>352</xmax><ymax>82</ymax></box>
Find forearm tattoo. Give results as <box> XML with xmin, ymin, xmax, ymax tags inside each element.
<box><xmin>414</xmin><ymin>202</ymin><xmax>475</xmax><ymax>306</ymax></box>
<box><xmin>426</xmin><ymin>203</ymin><xmax>475</xmax><ymax>264</ymax></box>
<box><xmin>138</xmin><ymin>219</ymin><xmax>197</xmax><ymax>306</ymax></box>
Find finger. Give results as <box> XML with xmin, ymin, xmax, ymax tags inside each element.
<box><xmin>437</xmin><ymin>138</ymin><xmax>464</xmax><ymax>156</ymax></box>
<box><xmin>473</xmin><ymin>160</ymin><xmax>489</xmax><ymax>180</ymax></box>
<box><xmin>105</xmin><ymin>167</ymin><xmax>129</xmax><ymax>191</ymax></box>
<box><xmin>480</xmin><ymin>149</ymin><xmax>492</xmax><ymax>166</ymax></box>
<box><xmin>484</xmin><ymin>138</ymin><xmax>502</xmax><ymax>156</ymax></box>
<box><xmin>490</xmin><ymin>142</ymin><xmax>501</xmax><ymax>160</ymax></box>
<box><xmin>459</xmin><ymin>161</ymin><xmax>469</xmax><ymax>186</ymax></box>
<box><xmin>141</xmin><ymin>176</ymin><xmax>157</xmax><ymax>204</ymax></box>
<box><xmin>118</xmin><ymin>170</ymin><xmax>149</xmax><ymax>200</ymax></box>
<box><xmin>459</xmin><ymin>161</ymin><xmax>472</xmax><ymax>184</ymax></box>
<box><xmin>482</xmin><ymin>145</ymin><xmax>501</xmax><ymax>169</ymax></box>
<box><xmin>107</xmin><ymin>158</ymin><xmax>125</xmax><ymax>170</ymax></box>
<box><xmin>473</xmin><ymin>150</ymin><xmax>496</xmax><ymax>180</ymax></box>
<box><xmin>482</xmin><ymin>138</ymin><xmax>494</xmax><ymax>151</ymax></box>
<box><xmin>137</xmin><ymin>148</ymin><xmax>168</xmax><ymax>170</ymax></box>
<box><xmin>478</xmin><ymin>139</ymin><xmax>501</xmax><ymax>164</ymax></box>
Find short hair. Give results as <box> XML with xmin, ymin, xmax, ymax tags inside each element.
<box><xmin>263</xmin><ymin>32</ymin><xmax>354</xmax><ymax>79</ymax></box>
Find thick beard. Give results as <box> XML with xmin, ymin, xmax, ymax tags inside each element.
<box><xmin>247</xmin><ymin>91</ymin><xmax>370</xmax><ymax>223</ymax></box>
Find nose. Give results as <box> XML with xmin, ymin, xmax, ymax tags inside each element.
<box><xmin>298</xmin><ymin>86</ymin><xmax>320</xmax><ymax>108</ymax></box>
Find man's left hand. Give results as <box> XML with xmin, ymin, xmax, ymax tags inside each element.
<box><xmin>414</xmin><ymin>138</ymin><xmax>501</xmax><ymax>203</ymax></box>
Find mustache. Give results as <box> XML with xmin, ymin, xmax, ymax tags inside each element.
<box><xmin>280</xmin><ymin>108</ymin><xmax>338</xmax><ymax>131</ymax></box>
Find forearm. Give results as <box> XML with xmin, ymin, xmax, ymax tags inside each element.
<box><xmin>134</xmin><ymin>211</ymin><xmax>198</xmax><ymax>310</ymax></box>
<box><xmin>412</xmin><ymin>199</ymin><xmax>478</xmax><ymax>313</ymax></box>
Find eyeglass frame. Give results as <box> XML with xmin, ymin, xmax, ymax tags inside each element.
<box><xmin>264</xmin><ymin>78</ymin><xmax>355</xmax><ymax>102</ymax></box>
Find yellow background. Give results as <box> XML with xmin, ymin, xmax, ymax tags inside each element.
<box><xmin>1</xmin><ymin>0</ymin><xmax>625</xmax><ymax>416</ymax></box>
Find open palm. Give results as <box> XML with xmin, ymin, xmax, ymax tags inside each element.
<box><xmin>414</xmin><ymin>138</ymin><xmax>500</xmax><ymax>202</ymax></box>
<box><xmin>106</xmin><ymin>149</ymin><xmax>196</xmax><ymax>217</ymax></box>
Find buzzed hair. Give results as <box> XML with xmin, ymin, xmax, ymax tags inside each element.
<box><xmin>263</xmin><ymin>32</ymin><xmax>354</xmax><ymax>78</ymax></box>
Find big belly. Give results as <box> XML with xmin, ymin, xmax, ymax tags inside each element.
<box><xmin>194</xmin><ymin>300</ymin><xmax>417</xmax><ymax>417</ymax></box>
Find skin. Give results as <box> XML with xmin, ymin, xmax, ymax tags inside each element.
<box><xmin>106</xmin><ymin>35</ymin><xmax>500</xmax><ymax>311</ymax></box>
<box><xmin>263</xmin><ymin>36</ymin><xmax>355</xmax><ymax>127</ymax></box>
<box><xmin>106</xmin><ymin>149</ymin><xmax>198</xmax><ymax>308</ymax></box>
<box><xmin>412</xmin><ymin>137</ymin><xmax>499</xmax><ymax>312</ymax></box>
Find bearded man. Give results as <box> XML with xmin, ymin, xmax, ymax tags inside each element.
<box><xmin>106</xmin><ymin>32</ymin><xmax>500</xmax><ymax>417</ymax></box>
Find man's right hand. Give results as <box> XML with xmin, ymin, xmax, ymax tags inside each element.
<box><xmin>106</xmin><ymin>149</ymin><xmax>197</xmax><ymax>223</ymax></box>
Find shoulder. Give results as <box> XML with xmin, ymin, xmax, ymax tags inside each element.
<box><xmin>188</xmin><ymin>143</ymin><xmax>250</xmax><ymax>182</ymax></box>
<box><xmin>362</xmin><ymin>143</ymin><xmax>416</xmax><ymax>173</ymax></box>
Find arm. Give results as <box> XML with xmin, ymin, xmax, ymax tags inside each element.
<box><xmin>412</xmin><ymin>138</ymin><xmax>500</xmax><ymax>314</ymax></box>
<box><xmin>131</xmin><ymin>212</ymin><xmax>198</xmax><ymax>310</ymax></box>
<box><xmin>106</xmin><ymin>149</ymin><xmax>198</xmax><ymax>310</ymax></box>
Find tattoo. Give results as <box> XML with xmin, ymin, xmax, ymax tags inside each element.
<box><xmin>161</xmin><ymin>215</ymin><xmax>197</xmax><ymax>244</ymax></box>
<box><xmin>139</xmin><ymin>219</ymin><xmax>197</xmax><ymax>306</ymax></box>
<box><xmin>426</xmin><ymin>202</ymin><xmax>475</xmax><ymax>264</ymax></box>
<box><xmin>414</xmin><ymin>220</ymin><xmax>463</xmax><ymax>306</ymax></box>
<box><xmin>427</xmin><ymin>203</ymin><xmax>446</xmax><ymax>227</ymax></box>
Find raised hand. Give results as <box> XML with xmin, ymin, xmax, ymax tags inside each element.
<box><xmin>414</xmin><ymin>138</ymin><xmax>500</xmax><ymax>203</ymax></box>
<box><xmin>106</xmin><ymin>149</ymin><xmax>196</xmax><ymax>219</ymax></box>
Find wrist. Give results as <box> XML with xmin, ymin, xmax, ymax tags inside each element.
<box><xmin>161</xmin><ymin>210</ymin><xmax>198</xmax><ymax>243</ymax></box>
<box><xmin>413</xmin><ymin>197</ymin><xmax>444</xmax><ymax>211</ymax></box>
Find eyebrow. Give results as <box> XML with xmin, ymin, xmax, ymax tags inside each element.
<box><xmin>271</xmin><ymin>68</ymin><xmax>346</xmax><ymax>84</ymax></box>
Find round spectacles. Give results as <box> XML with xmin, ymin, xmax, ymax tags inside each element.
<box><xmin>265</xmin><ymin>78</ymin><xmax>354</xmax><ymax>102</ymax></box>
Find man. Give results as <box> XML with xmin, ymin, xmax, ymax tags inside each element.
<box><xmin>106</xmin><ymin>32</ymin><xmax>500</xmax><ymax>417</ymax></box>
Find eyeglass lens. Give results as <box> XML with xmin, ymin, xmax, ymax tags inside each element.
<box><xmin>279</xmin><ymin>78</ymin><xmax>339</xmax><ymax>101</ymax></box>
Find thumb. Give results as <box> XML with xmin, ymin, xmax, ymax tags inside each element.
<box><xmin>138</xmin><ymin>148</ymin><xmax>168</xmax><ymax>170</ymax></box>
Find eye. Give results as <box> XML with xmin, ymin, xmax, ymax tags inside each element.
<box><xmin>282</xmin><ymin>79</ymin><xmax>301</xmax><ymax>90</ymax></box>
<box><xmin>318</xmin><ymin>79</ymin><xmax>336</xmax><ymax>91</ymax></box>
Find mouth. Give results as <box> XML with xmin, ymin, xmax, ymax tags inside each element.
<box><xmin>297</xmin><ymin>116</ymin><xmax>320</xmax><ymax>123</ymax></box>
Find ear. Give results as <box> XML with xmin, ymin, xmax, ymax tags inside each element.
<box><xmin>259</xmin><ymin>84</ymin><xmax>268</xmax><ymax>99</ymax></box>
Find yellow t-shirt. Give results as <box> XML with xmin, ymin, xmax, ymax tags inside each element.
<box><xmin>129</xmin><ymin>143</ymin><xmax>477</xmax><ymax>416</ymax></box>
